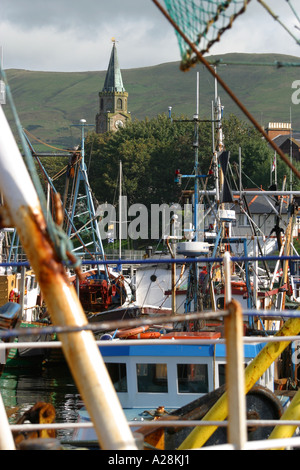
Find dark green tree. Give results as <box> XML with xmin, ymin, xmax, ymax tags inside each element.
<box><xmin>82</xmin><ymin>113</ymin><xmax>299</xmax><ymax>211</ymax></box>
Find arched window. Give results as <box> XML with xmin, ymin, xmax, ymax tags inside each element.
<box><xmin>117</xmin><ymin>98</ymin><xmax>123</xmax><ymax>110</ymax></box>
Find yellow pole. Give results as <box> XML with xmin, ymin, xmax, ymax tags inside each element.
<box><xmin>268</xmin><ymin>388</ymin><xmax>300</xmax><ymax>447</ymax></box>
<box><xmin>178</xmin><ymin>315</ymin><xmax>300</xmax><ymax>449</ymax></box>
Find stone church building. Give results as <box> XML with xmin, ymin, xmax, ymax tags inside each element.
<box><xmin>96</xmin><ymin>41</ymin><xmax>131</xmax><ymax>133</ymax></box>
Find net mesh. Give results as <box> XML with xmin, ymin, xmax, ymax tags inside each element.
<box><xmin>164</xmin><ymin>0</ymin><xmax>251</xmax><ymax>70</ymax></box>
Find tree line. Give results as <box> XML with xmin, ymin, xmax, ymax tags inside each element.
<box><xmin>40</xmin><ymin>112</ymin><xmax>299</xmax><ymax>222</ymax></box>
<box><xmin>81</xmin><ymin>113</ymin><xmax>297</xmax><ymax>209</ymax></box>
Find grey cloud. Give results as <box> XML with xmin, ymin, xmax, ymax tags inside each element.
<box><xmin>1</xmin><ymin>0</ymin><xmax>164</xmax><ymax>32</ymax></box>
<box><xmin>1</xmin><ymin>0</ymin><xmax>300</xmax><ymax>71</ymax></box>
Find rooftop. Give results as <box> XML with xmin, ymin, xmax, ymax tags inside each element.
<box><xmin>102</xmin><ymin>42</ymin><xmax>126</xmax><ymax>93</ymax></box>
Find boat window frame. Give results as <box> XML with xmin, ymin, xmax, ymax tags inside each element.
<box><xmin>136</xmin><ymin>362</ymin><xmax>168</xmax><ymax>394</ymax></box>
<box><xmin>176</xmin><ymin>362</ymin><xmax>209</xmax><ymax>394</ymax></box>
<box><xmin>105</xmin><ymin>361</ymin><xmax>128</xmax><ymax>393</ymax></box>
<box><xmin>102</xmin><ymin>353</ymin><xmax>214</xmax><ymax>408</ymax></box>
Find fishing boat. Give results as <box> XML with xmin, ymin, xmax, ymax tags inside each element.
<box><xmin>72</xmin><ymin>330</ymin><xmax>278</xmax><ymax>445</ymax></box>
<box><xmin>24</xmin><ymin>126</ymin><xmax>134</xmax><ymax>319</ymax></box>
<box><xmin>0</xmin><ymin>302</ymin><xmax>21</xmax><ymax>373</ymax></box>
<box><xmin>125</xmin><ymin>73</ymin><xmax>300</xmax><ymax>329</ymax></box>
<box><xmin>0</xmin><ymin>229</ymin><xmax>51</xmax><ymax>369</ymax></box>
<box><xmin>77</xmin><ymin>75</ymin><xmax>300</xmax><ymax>433</ymax></box>
<box><xmin>1</xmin><ymin>37</ymin><xmax>300</xmax><ymax>451</ymax></box>
<box><xmin>99</xmin><ymin>332</ymin><xmax>275</xmax><ymax>408</ymax></box>
<box><xmin>0</xmin><ymin>71</ymin><xmax>140</xmax><ymax>450</ymax></box>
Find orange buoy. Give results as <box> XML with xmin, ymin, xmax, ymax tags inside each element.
<box><xmin>116</xmin><ymin>325</ymin><xmax>150</xmax><ymax>338</ymax></box>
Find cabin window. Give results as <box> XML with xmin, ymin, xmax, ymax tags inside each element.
<box><xmin>106</xmin><ymin>363</ymin><xmax>127</xmax><ymax>392</ymax></box>
<box><xmin>177</xmin><ymin>364</ymin><xmax>209</xmax><ymax>393</ymax></box>
<box><xmin>136</xmin><ymin>363</ymin><xmax>168</xmax><ymax>393</ymax></box>
<box><xmin>218</xmin><ymin>364</ymin><xmax>226</xmax><ymax>387</ymax></box>
<box><xmin>218</xmin><ymin>363</ymin><xmax>248</xmax><ymax>388</ymax></box>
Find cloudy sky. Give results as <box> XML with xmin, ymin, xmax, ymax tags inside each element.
<box><xmin>1</xmin><ymin>0</ymin><xmax>300</xmax><ymax>72</ymax></box>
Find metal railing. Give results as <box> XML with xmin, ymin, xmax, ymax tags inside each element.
<box><xmin>1</xmin><ymin>332</ymin><xmax>300</xmax><ymax>450</ymax></box>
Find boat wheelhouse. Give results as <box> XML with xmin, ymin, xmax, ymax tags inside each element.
<box><xmin>99</xmin><ymin>334</ymin><xmax>274</xmax><ymax>410</ymax></box>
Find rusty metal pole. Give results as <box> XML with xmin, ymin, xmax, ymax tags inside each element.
<box><xmin>0</xmin><ymin>106</ymin><xmax>137</xmax><ymax>450</ymax></box>
<box><xmin>225</xmin><ymin>300</ymin><xmax>247</xmax><ymax>449</ymax></box>
<box><xmin>224</xmin><ymin>252</ymin><xmax>247</xmax><ymax>450</ymax></box>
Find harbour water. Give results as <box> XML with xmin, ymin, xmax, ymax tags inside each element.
<box><xmin>0</xmin><ymin>364</ymin><xmax>83</xmax><ymax>443</ymax></box>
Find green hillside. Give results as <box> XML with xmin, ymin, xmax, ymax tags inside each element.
<box><xmin>3</xmin><ymin>52</ymin><xmax>300</xmax><ymax>151</ymax></box>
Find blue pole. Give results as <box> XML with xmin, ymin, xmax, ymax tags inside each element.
<box><xmin>244</xmin><ymin>239</ymin><xmax>253</xmax><ymax>328</ymax></box>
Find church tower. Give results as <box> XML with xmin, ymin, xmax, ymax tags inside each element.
<box><xmin>96</xmin><ymin>40</ymin><xmax>131</xmax><ymax>133</ymax></box>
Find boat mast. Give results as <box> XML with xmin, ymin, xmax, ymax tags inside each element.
<box><xmin>213</xmin><ymin>66</ymin><xmax>224</xmax><ymax>208</ymax></box>
<box><xmin>194</xmin><ymin>72</ymin><xmax>200</xmax><ymax>242</ymax></box>
<box><xmin>193</xmin><ymin>72</ymin><xmax>201</xmax><ymax>314</ymax></box>
<box><xmin>119</xmin><ymin>160</ymin><xmax>123</xmax><ymax>273</ymax></box>
<box><xmin>68</xmin><ymin>119</ymin><xmax>109</xmax><ymax>280</ymax></box>
<box><xmin>290</xmin><ymin>108</ymin><xmax>293</xmax><ymax>195</ymax></box>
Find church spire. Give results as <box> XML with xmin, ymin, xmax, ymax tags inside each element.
<box><xmin>103</xmin><ymin>39</ymin><xmax>125</xmax><ymax>93</ymax></box>
<box><xmin>96</xmin><ymin>39</ymin><xmax>131</xmax><ymax>134</ymax></box>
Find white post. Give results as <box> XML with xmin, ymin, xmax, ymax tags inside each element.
<box><xmin>253</xmin><ymin>237</ymin><xmax>258</xmax><ymax>309</ymax></box>
<box><xmin>224</xmin><ymin>251</ymin><xmax>232</xmax><ymax>304</ymax></box>
<box><xmin>20</xmin><ymin>265</ymin><xmax>26</xmax><ymax>321</ymax></box>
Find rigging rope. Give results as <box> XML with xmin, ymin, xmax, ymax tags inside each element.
<box><xmin>23</xmin><ymin>128</ymin><xmax>73</xmax><ymax>153</ymax></box>
<box><xmin>163</xmin><ymin>0</ymin><xmax>251</xmax><ymax>70</ymax></box>
<box><xmin>161</xmin><ymin>0</ymin><xmax>300</xmax><ymax>71</ymax></box>
<box><xmin>256</xmin><ymin>0</ymin><xmax>300</xmax><ymax>47</ymax></box>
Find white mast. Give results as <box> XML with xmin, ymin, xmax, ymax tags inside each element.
<box><xmin>119</xmin><ymin>160</ymin><xmax>123</xmax><ymax>272</ymax></box>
